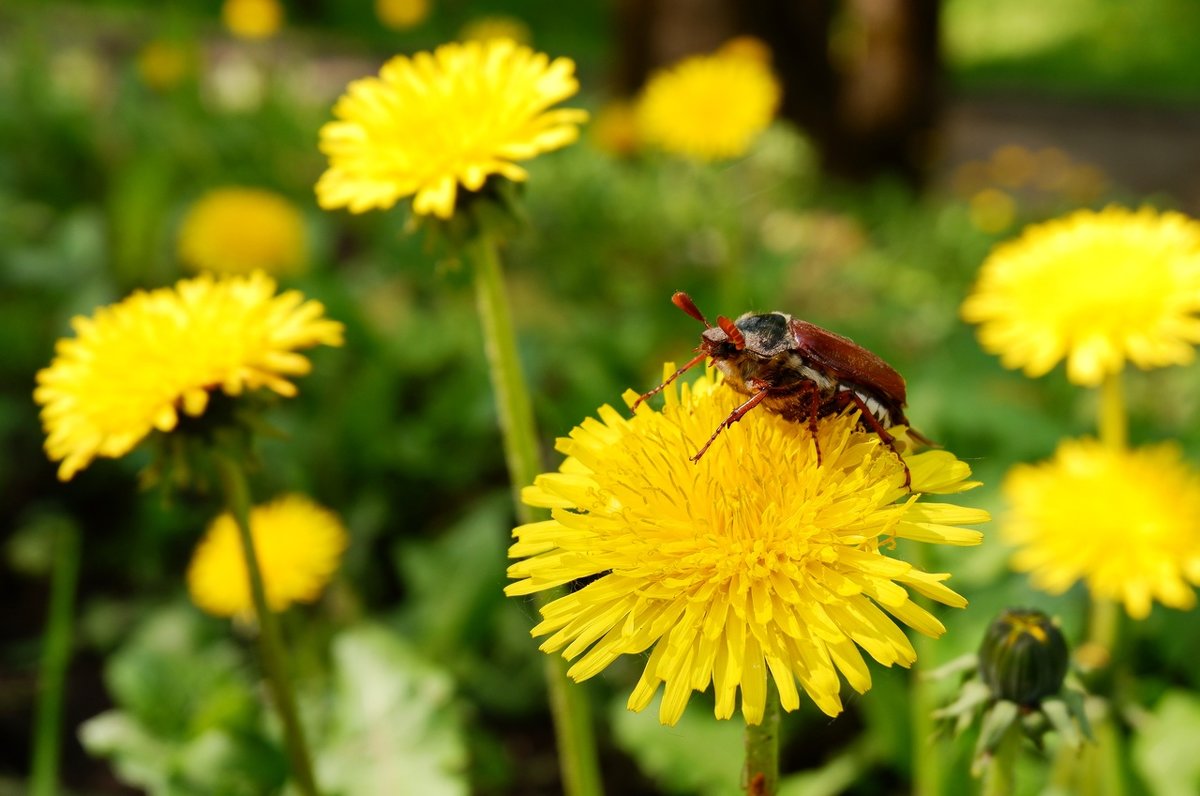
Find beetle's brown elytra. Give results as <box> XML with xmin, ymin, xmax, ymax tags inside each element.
<box><xmin>633</xmin><ymin>292</ymin><xmax>933</xmax><ymax>488</ymax></box>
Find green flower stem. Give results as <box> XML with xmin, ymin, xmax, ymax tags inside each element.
<box><xmin>982</xmin><ymin>721</ymin><xmax>1021</xmax><ymax>796</ymax></box>
<box><xmin>1098</xmin><ymin>371</ymin><xmax>1127</xmax><ymax>451</ymax></box>
<box><xmin>215</xmin><ymin>454</ymin><xmax>319</xmax><ymax>796</ymax></box>
<box><xmin>1087</xmin><ymin>596</ymin><xmax>1120</xmax><ymax>654</ymax></box>
<box><xmin>911</xmin><ymin>633</ymin><xmax>944</xmax><ymax>796</ymax></box>
<box><xmin>466</xmin><ymin>231</ymin><xmax>604</xmax><ymax>796</ymax></box>
<box><xmin>1078</xmin><ymin>370</ymin><xmax>1127</xmax><ymax>796</ymax></box>
<box><xmin>1091</xmin><ymin>370</ymin><xmax>1126</xmax><ymax>655</ymax></box>
<box><xmin>466</xmin><ymin>231</ymin><xmax>542</xmax><ymax>523</ymax></box>
<box><xmin>908</xmin><ymin>543</ymin><xmax>943</xmax><ymax>796</ymax></box>
<box><xmin>29</xmin><ymin>520</ymin><xmax>80</xmax><ymax>796</ymax></box>
<box><xmin>743</xmin><ymin>679</ymin><xmax>780</xmax><ymax>795</ymax></box>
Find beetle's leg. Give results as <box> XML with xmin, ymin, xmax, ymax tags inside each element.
<box><xmin>800</xmin><ymin>384</ymin><xmax>823</xmax><ymax>467</ymax></box>
<box><xmin>690</xmin><ymin>386</ymin><xmax>769</xmax><ymax>462</ymax></box>
<box><xmin>832</xmin><ymin>391</ymin><xmax>911</xmax><ymax>490</ymax></box>
<box><xmin>632</xmin><ymin>351</ymin><xmax>708</xmax><ymax>412</ymax></box>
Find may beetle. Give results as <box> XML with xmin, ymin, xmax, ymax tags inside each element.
<box><xmin>633</xmin><ymin>292</ymin><xmax>931</xmax><ymax>487</ymax></box>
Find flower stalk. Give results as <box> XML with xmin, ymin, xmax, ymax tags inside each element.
<box><xmin>29</xmin><ymin>520</ymin><xmax>80</xmax><ymax>796</ymax></box>
<box><xmin>1098</xmin><ymin>372</ymin><xmax>1126</xmax><ymax>452</ymax></box>
<box><xmin>743</xmin><ymin>680</ymin><xmax>780</xmax><ymax>795</ymax></box>
<box><xmin>1080</xmin><ymin>371</ymin><xmax>1126</xmax><ymax>796</ymax></box>
<box><xmin>466</xmin><ymin>231</ymin><xmax>603</xmax><ymax>796</ymax></box>
<box><xmin>1089</xmin><ymin>371</ymin><xmax>1126</xmax><ymax>656</ymax></box>
<box><xmin>215</xmin><ymin>454</ymin><xmax>319</xmax><ymax>796</ymax></box>
<box><xmin>467</xmin><ymin>231</ymin><xmax>542</xmax><ymax>521</ymax></box>
<box><xmin>912</xmin><ymin>630</ymin><xmax>945</xmax><ymax>795</ymax></box>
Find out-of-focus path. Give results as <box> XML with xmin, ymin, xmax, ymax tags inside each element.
<box><xmin>937</xmin><ymin>92</ymin><xmax>1200</xmax><ymax>213</ymax></box>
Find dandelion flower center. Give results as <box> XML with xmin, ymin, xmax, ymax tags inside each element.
<box><xmin>507</xmin><ymin>367</ymin><xmax>987</xmax><ymax>725</ymax></box>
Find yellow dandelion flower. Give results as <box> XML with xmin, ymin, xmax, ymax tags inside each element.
<box><xmin>1031</xmin><ymin>147</ymin><xmax>1073</xmax><ymax>193</ymax></box>
<box><xmin>136</xmin><ymin>40</ymin><xmax>191</xmax><ymax>91</ymax></box>
<box><xmin>961</xmin><ymin>206</ymin><xmax>1200</xmax><ymax>386</ymax></box>
<box><xmin>635</xmin><ymin>50</ymin><xmax>780</xmax><ymax>162</ymax></box>
<box><xmin>506</xmin><ymin>367</ymin><xmax>988</xmax><ymax>726</ymax></box>
<box><xmin>178</xmin><ymin>187</ymin><xmax>308</xmax><ymax>276</ymax></box>
<box><xmin>316</xmin><ymin>39</ymin><xmax>586</xmax><ymax>219</ymax></box>
<box><xmin>459</xmin><ymin>15</ymin><xmax>532</xmax><ymax>45</ymax></box>
<box><xmin>1062</xmin><ymin>164</ymin><xmax>1109</xmax><ymax>205</ymax></box>
<box><xmin>188</xmin><ymin>494</ymin><xmax>349</xmax><ymax>618</ymax></box>
<box><xmin>717</xmin><ymin>35</ymin><xmax>773</xmax><ymax>65</ymax></box>
<box><xmin>590</xmin><ymin>100</ymin><xmax>640</xmax><ymax>157</ymax></box>
<box><xmin>987</xmin><ymin>144</ymin><xmax>1036</xmax><ymax>189</ymax></box>
<box><xmin>222</xmin><ymin>0</ymin><xmax>284</xmax><ymax>40</ymax></box>
<box><xmin>1003</xmin><ymin>438</ymin><xmax>1200</xmax><ymax>619</ymax></box>
<box><xmin>34</xmin><ymin>273</ymin><xmax>344</xmax><ymax>481</ymax></box>
<box><xmin>375</xmin><ymin>0</ymin><xmax>429</xmax><ymax>31</ymax></box>
<box><xmin>968</xmin><ymin>188</ymin><xmax>1017</xmax><ymax>235</ymax></box>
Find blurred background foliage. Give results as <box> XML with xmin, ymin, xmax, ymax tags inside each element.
<box><xmin>3</xmin><ymin>0</ymin><xmax>1200</xmax><ymax>794</ymax></box>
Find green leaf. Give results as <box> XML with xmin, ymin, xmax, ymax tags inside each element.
<box><xmin>311</xmin><ymin>625</ymin><xmax>469</xmax><ymax>796</ymax></box>
<box><xmin>777</xmin><ymin>739</ymin><xmax>877</xmax><ymax>796</ymax></box>
<box><xmin>79</xmin><ymin>604</ymin><xmax>284</xmax><ymax>795</ymax></box>
<box><xmin>609</xmin><ymin>694</ymin><xmax>743</xmax><ymax>796</ymax></box>
<box><xmin>79</xmin><ymin>711</ymin><xmax>173</xmax><ymax>793</ymax></box>
<box><xmin>1132</xmin><ymin>690</ymin><xmax>1200</xmax><ymax>796</ymax></box>
<box><xmin>394</xmin><ymin>495</ymin><xmax>508</xmax><ymax>657</ymax></box>
<box><xmin>79</xmin><ymin>713</ymin><xmax>285</xmax><ymax>796</ymax></box>
<box><xmin>102</xmin><ymin>605</ymin><xmax>257</xmax><ymax>740</ymax></box>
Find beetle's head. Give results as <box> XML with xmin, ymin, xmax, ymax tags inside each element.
<box><xmin>699</xmin><ymin>325</ymin><xmax>745</xmax><ymax>361</ymax></box>
<box><xmin>672</xmin><ymin>291</ymin><xmax>748</xmax><ymax>362</ymax></box>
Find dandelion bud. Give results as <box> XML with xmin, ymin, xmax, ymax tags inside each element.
<box><xmin>978</xmin><ymin>608</ymin><xmax>1069</xmax><ymax>706</ymax></box>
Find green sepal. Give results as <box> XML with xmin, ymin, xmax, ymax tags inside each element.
<box><xmin>1061</xmin><ymin>687</ymin><xmax>1095</xmax><ymax>742</ymax></box>
<box><xmin>924</xmin><ymin>652</ymin><xmax>979</xmax><ymax>681</ymax></box>
<box><xmin>414</xmin><ymin>176</ymin><xmax>528</xmax><ymax>252</ymax></box>
<box><xmin>973</xmin><ymin>700</ymin><xmax>1020</xmax><ymax>776</ymax></box>
<box><xmin>933</xmin><ymin>679</ymin><xmax>992</xmax><ymax>737</ymax></box>
<box><xmin>1041</xmin><ymin>697</ymin><xmax>1082</xmax><ymax>749</ymax></box>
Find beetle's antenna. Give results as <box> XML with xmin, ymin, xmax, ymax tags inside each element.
<box><xmin>672</xmin><ymin>292</ymin><xmax>711</xmax><ymax>327</ymax></box>
<box><xmin>631</xmin><ymin>352</ymin><xmax>707</xmax><ymax>412</ymax></box>
<box><xmin>717</xmin><ymin>316</ymin><xmax>745</xmax><ymax>350</ymax></box>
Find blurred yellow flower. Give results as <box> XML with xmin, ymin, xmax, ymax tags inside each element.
<box><xmin>222</xmin><ymin>0</ymin><xmax>284</xmax><ymax>40</ymax></box>
<box><xmin>188</xmin><ymin>494</ymin><xmax>349</xmax><ymax>618</ymax></box>
<box><xmin>316</xmin><ymin>39</ymin><xmax>586</xmax><ymax>219</ymax></box>
<box><xmin>375</xmin><ymin>0</ymin><xmax>429</xmax><ymax>30</ymax></box>
<box><xmin>987</xmin><ymin>144</ymin><xmax>1036</xmax><ymax>189</ymax></box>
<box><xmin>589</xmin><ymin>100</ymin><xmax>640</xmax><ymax>157</ymax></box>
<box><xmin>178</xmin><ymin>187</ymin><xmax>307</xmax><ymax>276</ymax></box>
<box><xmin>717</xmin><ymin>35</ymin><xmax>773</xmax><ymax>65</ymax></box>
<box><xmin>35</xmin><ymin>273</ymin><xmax>344</xmax><ymax>481</ymax></box>
<box><xmin>1004</xmin><ymin>438</ymin><xmax>1200</xmax><ymax>619</ymax></box>
<box><xmin>136</xmin><ymin>40</ymin><xmax>191</xmax><ymax>91</ymax></box>
<box><xmin>962</xmin><ymin>207</ymin><xmax>1200</xmax><ymax>386</ymax></box>
<box><xmin>506</xmin><ymin>366</ymin><xmax>987</xmax><ymax>726</ymax></box>
<box><xmin>968</xmin><ymin>188</ymin><xmax>1017</xmax><ymax>234</ymax></box>
<box><xmin>1061</xmin><ymin>164</ymin><xmax>1109</xmax><ymax>205</ymax></box>
<box><xmin>635</xmin><ymin>50</ymin><xmax>780</xmax><ymax>161</ymax></box>
<box><xmin>458</xmin><ymin>15</ymin><xmax>532</xmax><ymax>45</ymax></box>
